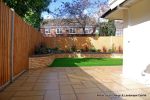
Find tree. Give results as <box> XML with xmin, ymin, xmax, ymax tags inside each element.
<box><xmin>107</xmin><ymin>20</ymin><xmax>116</xmax><ymax>36</ymax></box>
<box><xmin>3</xmin><ymin>0</ymin><xmax>53</xmax><ymax>28</ymax></box>
<box><xmin>57</xmin><ymin>0</ymin><xmax>99</xmax><ymax>34</ymax></box>
<box><xmin>95</xmin><ymin>2</ymin><xmax>116</xmax><ymax>36</ymax></box>
<box><xmin>99</xmin><ymin>20</ymin><xmax>116</xmax><ymax>36</ymax></box>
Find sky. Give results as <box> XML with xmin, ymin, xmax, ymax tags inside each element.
<box><xmin>41</xmin><ymin>0</ymin><xmax>108</xmax><ymax>19</ymax></box>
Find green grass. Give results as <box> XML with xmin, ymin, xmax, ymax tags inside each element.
<box><xmin>48</xmin><ymin>58</ymin><xmax>123</xmax><ymax>67</ymax></box>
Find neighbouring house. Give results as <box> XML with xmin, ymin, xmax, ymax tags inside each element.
<box><xmin>114</xmin><ymin>20</ymin><xmax>123</xmax><ymax>36</ymax></box>
<box><xmin>40</xmin><ymin>19</ymin><xmax>96</xmax><ymax>37</ymax></box>
<box><xmin>101</xmin><ymin>0</ymin><xmax>150</xmax><ymax>84</ymax></box>
<box><xmin>40</xmin><ymin>18</ymin><xmax>124</xmax><ymax>37</ymax></box>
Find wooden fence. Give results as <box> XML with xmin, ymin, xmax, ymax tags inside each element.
<box><xmin>0</xmin><ymin>2</ymin><xmax>43</xmax><ymax>89</ymax></box>
<box><xmin>0</xmin><ymin>1</ymin><xmax>11</xmax><ymax>89</ymax></box>
<box><xmin>43</xmin><ymin>36</ymin><xmax>123</xmax><ymax>52</ymax></box>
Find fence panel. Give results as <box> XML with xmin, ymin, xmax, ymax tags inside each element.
<box><xmin>0</xmin><ymin>1</ymin><xmax>43</xmax><ymax>89</ymax></box>
<box><xmin>43</xmin><ymin>36</ymin><xmax>123</xmax><ymax>52</ymax></box>
<box><xmin>0</xmin><ymin>2</ymin><xmax>11</xmax><ymax>87</ymax></box>
<box><xmin>28</xmin><ymin>27</ymin><xmax>43</xmax><ymax>56</ymax></box>
<box><xmin>13</xmin><ymin>13</ymin><xmax>29</xmax><ymax>76</ymax></box>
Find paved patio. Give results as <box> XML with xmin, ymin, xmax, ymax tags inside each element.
<box><xmin>0</xmin><ymin>67</ymin><xmax>150</xmax><ymax>100</ymax></box>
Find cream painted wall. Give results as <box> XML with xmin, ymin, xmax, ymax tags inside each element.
<box><xmin>123</xmin><ymin>0</ymin><xmax>150</xmax><ymax>81</ymax></box>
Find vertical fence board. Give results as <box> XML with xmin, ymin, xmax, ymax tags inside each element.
<box><xmin>0</xmin><ymin>2</ymin><xmax>11</xmax><ymax>87</ymax></box>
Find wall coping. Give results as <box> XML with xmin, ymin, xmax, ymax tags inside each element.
<box><xmin>30</xmin><ymin>53</ymin><xmax>123</xmax><ymax>58</ymax></box>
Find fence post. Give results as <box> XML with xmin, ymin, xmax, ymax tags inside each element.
<box><xmin>10</xmin><ymin>9</ymin><xmax>14</xmax><ymax>82</ymax></box>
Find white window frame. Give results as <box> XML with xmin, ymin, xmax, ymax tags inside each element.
<box><xmin>56</xmin><ymin>28</ymin><xmax>62</xmax><ymax>34</ymax></box>
<box><xmin>69</xmin><ymin>28</ymin><xmax>76</xmax><ymax>34</ymax></box>
<box><xmin>85</xmin><ymin>27</ymin><xmax>93</xmax><ymax>34</ymax></box>
<box><xmin>45</xmin><ymin>28</ymin><xmax>50</xmax><ymax>34</ymax></box>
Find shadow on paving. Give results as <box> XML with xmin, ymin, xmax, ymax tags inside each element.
<box><xmin>0</xmin><ymin>66</ymin><xmax>148</xmax><ymax>100</ymax></box>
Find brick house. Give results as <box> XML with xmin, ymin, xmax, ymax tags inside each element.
<box><xmin>40</xmin><ymin>19</ymin><xmax>96</xmax><ymax>37</ymax></box>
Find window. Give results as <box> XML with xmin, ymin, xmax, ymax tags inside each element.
<box><xmin>116</xmin><ymin>29</ymin><xmax>123</xmax><ymax>36</ymax></box>
<box><xmin>85</xmin><ymin>28</ymin><xmax>90</xmax><ymax>34</ymax></box>
<box><xmin>69</xmin><ymin>28</ymin><xmax>76</xmax><ymax>34</ymax></box>
<box><xmin>56</xmin><ymin>28</ymin><xmax>62</xmax><ymax>34</ymax></box>
<box><xmin>85</xmin><ymin>27</ymin><xmax>93</xmax><ymax>34</ymax></box>
<box><xmin>45</xmin><ymin>28</ymin><xmax>50</xmax><ymax>34</ymax></box>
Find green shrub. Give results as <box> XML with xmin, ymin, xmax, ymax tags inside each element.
<box><xmin>89</xmin><ymin>47</ymin><xmax>96</xmax><ymax>52</ymax></box>
<box><xmin>108</xmin><ymin>49</ymin><xmax>113</xmax><ymax>53</ymax></box>
<box><xmin>70</xmin><ymin>45</ymin><xmax>77</xmax><ymax>52</ymax></box>
<box><xmin>97</xmin><ymin>49</ymin><xmax>101</xmax><ymax>52</ymax></box>
<box><xmin>53</xmin><ymin>47</ymin><xmax>59</xmax><ymax>51</ymax></box>
<box><xmin>35</xmin><ymin>44</ymin><xmax>48</xmax><ymax>54</ymax></box>
<box><xmin>80</xmin><ymin>49</ymin><xmax>84</xmax><ymax>52</ymax></box>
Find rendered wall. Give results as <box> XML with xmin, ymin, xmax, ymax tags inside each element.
<box><xmin>123</xmin><ymin>0</ymin><xmax>150</xmax><ymax>80</ymax></box>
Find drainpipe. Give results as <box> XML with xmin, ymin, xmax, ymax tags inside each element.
<box><xmin>10</xmin><ymin>9</ymin><xmax>14</xmax><ymax>82</ymax></box>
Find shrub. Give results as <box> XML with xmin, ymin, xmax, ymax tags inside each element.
<box><xmin>84</xmin><ymin>45</ymin><xmax>89</xmax><ymax>52</ymax></box>
<box><xmin>55</xmin><ymin>50</ymin><xmax>65</xmax><ymax>53</ymax></box>
<box><xmin>80</xmin><ymin>49</ymin><xmax>84</xmax><ymax>52</ymax></box>
<box><xmin>108</xmin><ymin>49</ymin><xmax>113</xmax><ymax>53</ymax></box>
<box><xmin>35</xmin><ymin>43</ymin><xmax>63</xmax><ymax>54</ymax></box>
<box><xmin>65</xmin><ymin>48</ymin><xmax>72</xmax><ymax>53</ymax></box>
<box><xmin>97</xmin><ymin>49</ymin><xmax>101</xmax><ymax>52</ymax></box>
<box><xmin>53</xmin><ymin>47</ymin><xmax>59</xmax><ymax>51</ymax></box>
<box><xmin>102</xmin><ymin>46</ymin><xmax>107</xmax><ymax>53</ymax></box>
<box><xmin>89</xmin><ymin>47</ymin><xmax>96</xmax><ymax>52</ymax></box>
<box><xmin>70</xmin><ymin>45</ymin><xmax>77</xmax><ymax>52</ymax></box>
<box><xmin>112</xmin><ymin>44</ymin><xmax>116</xmax><ymax>53</ymax></box>
<box><xmin>34</xmin><ymin>44</ymin><xmax>48</xmax><ymax>54</ymax></box>
<box><xmin>118</xmin><ymin>46</ymin><xmax>123</xmax><ymax>53</ymax></box>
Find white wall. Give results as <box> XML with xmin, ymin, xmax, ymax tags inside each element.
<box><xmin>123</xmin><ymin>0</ymin><xmax>150</xmax><ymax>82</ymax></box>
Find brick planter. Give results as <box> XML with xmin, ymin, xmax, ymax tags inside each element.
<box><xmin>29</xmin><ymin>54</ymin><xmax>55</xmax><ymax>69</ymax></box>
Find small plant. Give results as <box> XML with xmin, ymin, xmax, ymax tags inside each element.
<box><xmin>56</xmin><ymin>50</ymin><xmax>65</xmax><ymax>53</ymax></box>
<box><xmin>84</xmin><ymin>45</ymin><xmax>89</xmax><ymax>52</ymax></box>
<box><xmin>118</xmin><ymin>46</ymin><xmax>123</xmax><ymax>53</ymax></box>
<box><xmin>102</xmin><ymin>46</ymin><xmax>107</xmax><ymax>53</ymax></box>
<box><xmin>112</xmin><ymin>44</ymin><xmax>116</xmax><ymax>53</ymax></box>
<box><xmin>47</xmin><ymin>48</ymin><xmax>52</xmax><ymax>53</ymax></box>
<box><xmin>108</xmin><ymin>49</ymin><xmax>113</xmax><ymax>53</ymax></box>
<box><xmin>53</xmin><ymin>47</ymin><xmax>59</xmax><ymax>51</ymax></box>
<box><xmin>80</xmin><ymin>49</ymin><xmax>84</xmax><ymax>52</ymax></box>
<box><xmin>97</xmin><ymin>49</ymin><xmax>101</xmax><ymax>52</ymax></box>
<box><xmin>70</xmin><ymin>45</ymin><xmax>77</xmax><ymax>52</ymax></box>
<box><xmin>89</xmin><ymin>47</ymin><xmax>96</xmax><ymax>52</ymax></box>
<box><xmin>65</xmin><ymin>48</ymin><xmax>72</xmax><ymax>53</ymax></box>
<box><xmin>55</xmin><ymin>44</ymin><xmax>60</xmax><ymax>50</ymax></box>
<box><xmin>34</xmin><ymin>43</ymin><xmax>48</xmax><ymax>54</ymax></box>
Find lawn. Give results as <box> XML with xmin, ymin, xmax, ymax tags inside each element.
<box><xmin>49</xmin><ymin>58</ymin><xmax>123</xmax><ymax>67</ymax></box>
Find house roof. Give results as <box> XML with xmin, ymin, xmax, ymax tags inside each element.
<box><xmin>101</xmin><ymin>0</ymin><xmax>141</xmax><ymax>18</ymax></box>
<box><xmin>101</xmin><ymin>7</ymin><xmax>117</xmax><ymax>18</ymax></box>
<box><xmin>41</xmin><ymin>18</ymin><xmax>96</xmax><ymax>28</ymax></box>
